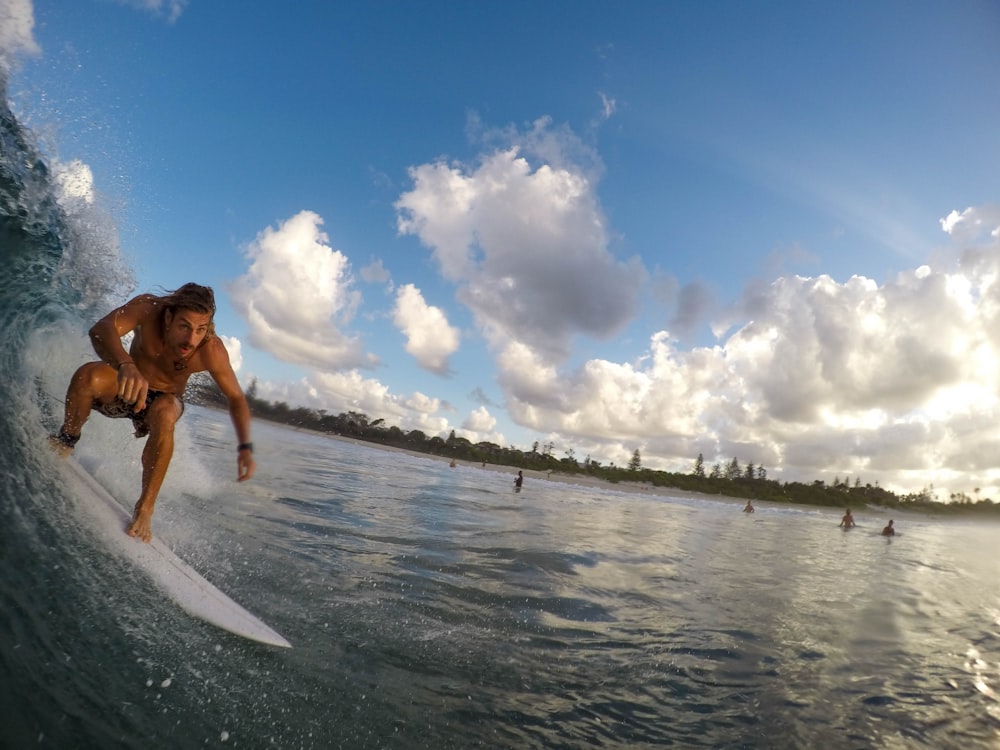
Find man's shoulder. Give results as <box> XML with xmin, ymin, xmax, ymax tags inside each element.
<box><xmin>125</xmin><ymin>294</ymin><xmax>163</xmax><ymax>320</ymax></box>
<box><xmin>203</xmin><ymin>334</ymin><xmax>229</xmax><ymax>355</ymax></box>
<box><xmin>199</xmin><ymin>335</ymin><xmax>235</xmax><ymax>369</ymax></box>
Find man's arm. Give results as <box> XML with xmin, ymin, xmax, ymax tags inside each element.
<box><xmin>89</xmin><ymin>295</ymin><xmax>158</xmax><ymax>411</ymax></box>
<box><xmin>205</xmin><ymin>338</ymin><xmax>256</xmax><ymax>482</ymax></box>
<box><xmin>89</xmin><ymin>294</ymin><xmax>156</xmax><ymax>366</ymax></box>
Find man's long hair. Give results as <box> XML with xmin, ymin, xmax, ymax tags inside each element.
<box><xmin>159</xmin><ymin>283</ymin><xmax>217</xmax><ymax>339</ymax></box>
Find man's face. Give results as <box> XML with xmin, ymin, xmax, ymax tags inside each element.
<box><xmin>165</xmin><ymin>308</ymin><xmax>212</xmax><ymax>359</ymax></box>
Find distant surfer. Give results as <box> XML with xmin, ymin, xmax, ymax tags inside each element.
<box><xmin>839</xmin><ymin>509</ymin><xmax>856</xmax><ymax>529</ymax></box>
<box><xmin>881</xmin><ymin>519</ymin><xmax>895</xmax><ymax>537</ymax></box>
<box><xmin>514</xmin><ymin>470</ymin><xmax>523</xmax><ymax>492</ymax></box>
<box><xmin>50</xmin><ymin>283</ymin><xmax>255</xmax><ymax>543</ymax></box>
<box><xmin>743</xmin><ymin>500</ymin><xmax>754</xmax><ymax>513</ymax></box>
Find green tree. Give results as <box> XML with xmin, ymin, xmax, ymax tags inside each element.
<box><xmin>725</xmin><ymin>457</ymin><xmax>741</xmax><ymax>480</ymax></box>
<box><xmin>693</xmin><ymin>453</ymin><xmax>705</xmax><ymax>477</ymax></box>
<box><xmin>629</xmin><ymin>449</ymin><xmax>642</xmax><ymax>471</ymax></box>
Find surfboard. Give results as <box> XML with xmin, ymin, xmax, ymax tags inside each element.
<box><xmin>61</xmin><ymin>457</ymin><xmax>291</xmax><ymax>648</ymax></box>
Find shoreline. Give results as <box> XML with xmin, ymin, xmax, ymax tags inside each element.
<box><xmin>283</xmin><ymin>425</ymin><xmax>837</xmax><ymax>513</ymax></box>
<box><xmin>230</xmin><ymin>414</ymin><xmax>938</xmax><ymax>521</ymax></box>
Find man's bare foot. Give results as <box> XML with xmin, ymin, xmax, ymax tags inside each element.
<box><xmin>127</xmin><ymin>513</ymin><xmax>153</xmax><ymax>543</ymax></box>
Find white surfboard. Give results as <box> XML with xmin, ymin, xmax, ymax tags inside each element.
<box><xmin>61</xmin><ymin>457</ymin><xmax>291</xmax><ymax>648</ymax></box>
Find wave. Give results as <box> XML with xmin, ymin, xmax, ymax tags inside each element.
<box><xmin>0</xmin><ymin>77</ymin><xmax>163</xmax><ymax>746</ymax></box>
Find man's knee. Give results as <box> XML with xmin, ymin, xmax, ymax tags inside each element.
<box><xmin>70</xmin><ymin>361</ymin><xmax>117</xmax><ymax>401</ymax></box>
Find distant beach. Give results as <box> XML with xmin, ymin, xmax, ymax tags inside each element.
<box><xmin>303</xmin><ymin>427</ymin><xmax>779</xmax><ymax>510</ymax></box>
<box><xmin>283</xmin><ymin>426</ymin><xmax>927</xmax><ymax>523</ymax></box>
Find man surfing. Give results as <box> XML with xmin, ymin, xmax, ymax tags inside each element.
<box><xmin>50</xmin><ymin>283</ymin><xmax>255</xmax><ymax>542</ymax></box>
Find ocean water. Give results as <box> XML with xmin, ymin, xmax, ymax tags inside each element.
<box><xmin>5</xmin><ymin>81</ymin><xmax>1000</xmax><ymax>750</ymax></box>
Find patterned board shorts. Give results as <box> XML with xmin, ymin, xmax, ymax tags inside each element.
<box><xmin>93</xmin><ymin>389</ymin><xmax>185</xmax><ymax>438</ymax></box>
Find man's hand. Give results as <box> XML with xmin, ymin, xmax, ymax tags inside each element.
<box><xmin>116</xmin><ymin>362</ymin><xmax>149</xmax><ymax>412</ymax></box>
<box><xmin>237</xmin><ymin>448</ymin><xmax>256</xmax><ymax>482</ymax></box>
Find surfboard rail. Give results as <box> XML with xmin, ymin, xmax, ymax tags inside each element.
<box><xmin>61</xmin><ymin>457</ymin><xmax>291</xmax><ymax>648</ymax></box>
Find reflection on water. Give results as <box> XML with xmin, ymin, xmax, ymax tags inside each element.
<box><xmin>214</xmin><ymin>412</ymin><xmax>1000</xmax><ymax>749</ymax></box>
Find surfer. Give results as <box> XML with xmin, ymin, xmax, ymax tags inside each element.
<box><xmin>881</xmin><ymin>519</ymin><xmax>895</xmax><ymax>537</ymax></box>
<box><xmin>50</xmin><ymin>283</ymin><xmax>255</xmax><ymax>543</ymax></box>
<box><xmin>839</xmin><ymin>509</ymin><xmax>856</xmax><ymax>529</ymax></box>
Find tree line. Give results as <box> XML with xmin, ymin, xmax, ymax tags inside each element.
<box><xmin>188</xmin><ymin>378</ymin><xmax>999</xmax><ymax>515</ymax></box>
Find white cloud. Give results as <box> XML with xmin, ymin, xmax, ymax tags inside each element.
<box><xmin>0</xmin><ymin>0</ymin><xmax>40</xmax><ymax>75</ymax></box>
<box><xmin>940</xmin><ymin>209</ymin><xmax>966</xmax><ymax>235</ymax></box>
<box><xmin>462</xmin><ymin>405</ymin><xmax>495</xmax><ymax>433</ymax></box>
<box><xmin>392</xmin><ymin>283</ymin><xmax>460</xmax><ymax>375</ymax></box>
<box><xmin>229</xmin><ymin>211</ymin><xmax>376</xmax><ymax>372</ymax></box>
<box><xmin>487</xmin><ymin>217</ymin><xmax>1000</xmax><ymax>498</ymax></box>
<box><xmin>218</xmin><ymin>335</ymin><xmax>242</xmax><ymax>374</ymax></box>
<box><xmin>396</xmin><ymin>118</ymin><xmax>645</xmax><ymax>364</ymax></box>
<box><xmin>251</xmin><ymin>370</ymin><xmax>461</xmax><ymax>439</ymax></box>
<box><xmin>939</xmin><ymin>205</ymin><xmax>1000</xmax><ymax>242</ymax></box>
<box><xmin>111</xmin><ymin>0</ymin><xmax>188</xmax><ymax>24</ymax></box>
<box><xmin>598</xmin><ymin>91</ymin><xmax>616</xmax><ymax>120</ymax></box>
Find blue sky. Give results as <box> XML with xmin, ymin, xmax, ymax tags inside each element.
<box><xmin>4</xmin><ymin>0</ymin><xmax>1000</xmax><ymax>498</ymax></box>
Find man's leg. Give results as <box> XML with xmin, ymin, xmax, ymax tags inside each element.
<box><xmin>127</xmin><ymin>395</ymin><xmax>183</xmax><ymax>543</ymax></box>
<box><xmin>51</xmin><ymin>362</ymin><xmax>119</xmax><ymax>453</ymax></box>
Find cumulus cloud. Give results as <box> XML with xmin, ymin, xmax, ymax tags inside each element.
<box><xmin>271</xmin><ymin>198</ymin><xmax>1000</xmax><ymax>499</ymax></box>
<box><xmin>396</xmin><ymin>117</ymin><xmax>644</xmax><ymax>364</ymax></box>
<box><xmin>251</xmin><ymin>370</ymin><xmax>459</xmax><ymax>438</ymax></box>
<box><xmin>218</xmin><ymin>335</ymin><xmax>242</xmax><ymax>374</ymax></box>
<box><xmin>940</xmin><ymin>205</ymin><xmax>1000</xmax><ymax>242</ymax></box>
<box><xmin>229</xmin><ymin>211</ymin><xmax>376</xmax><ymax>371</ymax></box>
<box><xmin>456</xmin><ymin>405</ymin><xmax>507</xmax><ymax>445</ymax></box>
<box><xmin>462</xmin><ymin>405</ymin><xmax>496</xmax><ymax>433</ymax></box>
<box><xmin>392</xmin><ymin>283</ymin><xmax>460</xmax><ymax>375</ymax></box>
<box><xmin>0</xmin><ymin>0</ymin><xmax>40</xmax><ymax>75</ymax></box>
<box><xmin>491</xmin><ymin>215</ymin><xmax>1000</xmax><ymax>497</ymax></box>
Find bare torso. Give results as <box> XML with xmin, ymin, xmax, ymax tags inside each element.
<box><xmin>128</xmin><ymin>303</ymin><xmax>215</xmax><ymax>393</ymax></box>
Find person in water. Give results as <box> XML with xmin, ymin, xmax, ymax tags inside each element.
<box><xmin>50</xmin><ymin>283</ymin><xmax>255</xmax><ymax>543</ymax></box>
<box><xmin>881</xmin><ymin>519</ymin><xmax>895</xmax><ymax>537</ymax></box>
<box><xmin>839</xmin><ymin>509</ymin><xmax>856</xmax><ymax>528</ymax></box>
<box><xmin>743</xmin><ymin>500</ymin><xmax>755</xmax><ymax>513</ymax></box>
<box><xmin>514</xmin><ymin>470</ymin><xmax>524</xmax><ymax>492</ymax></box>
